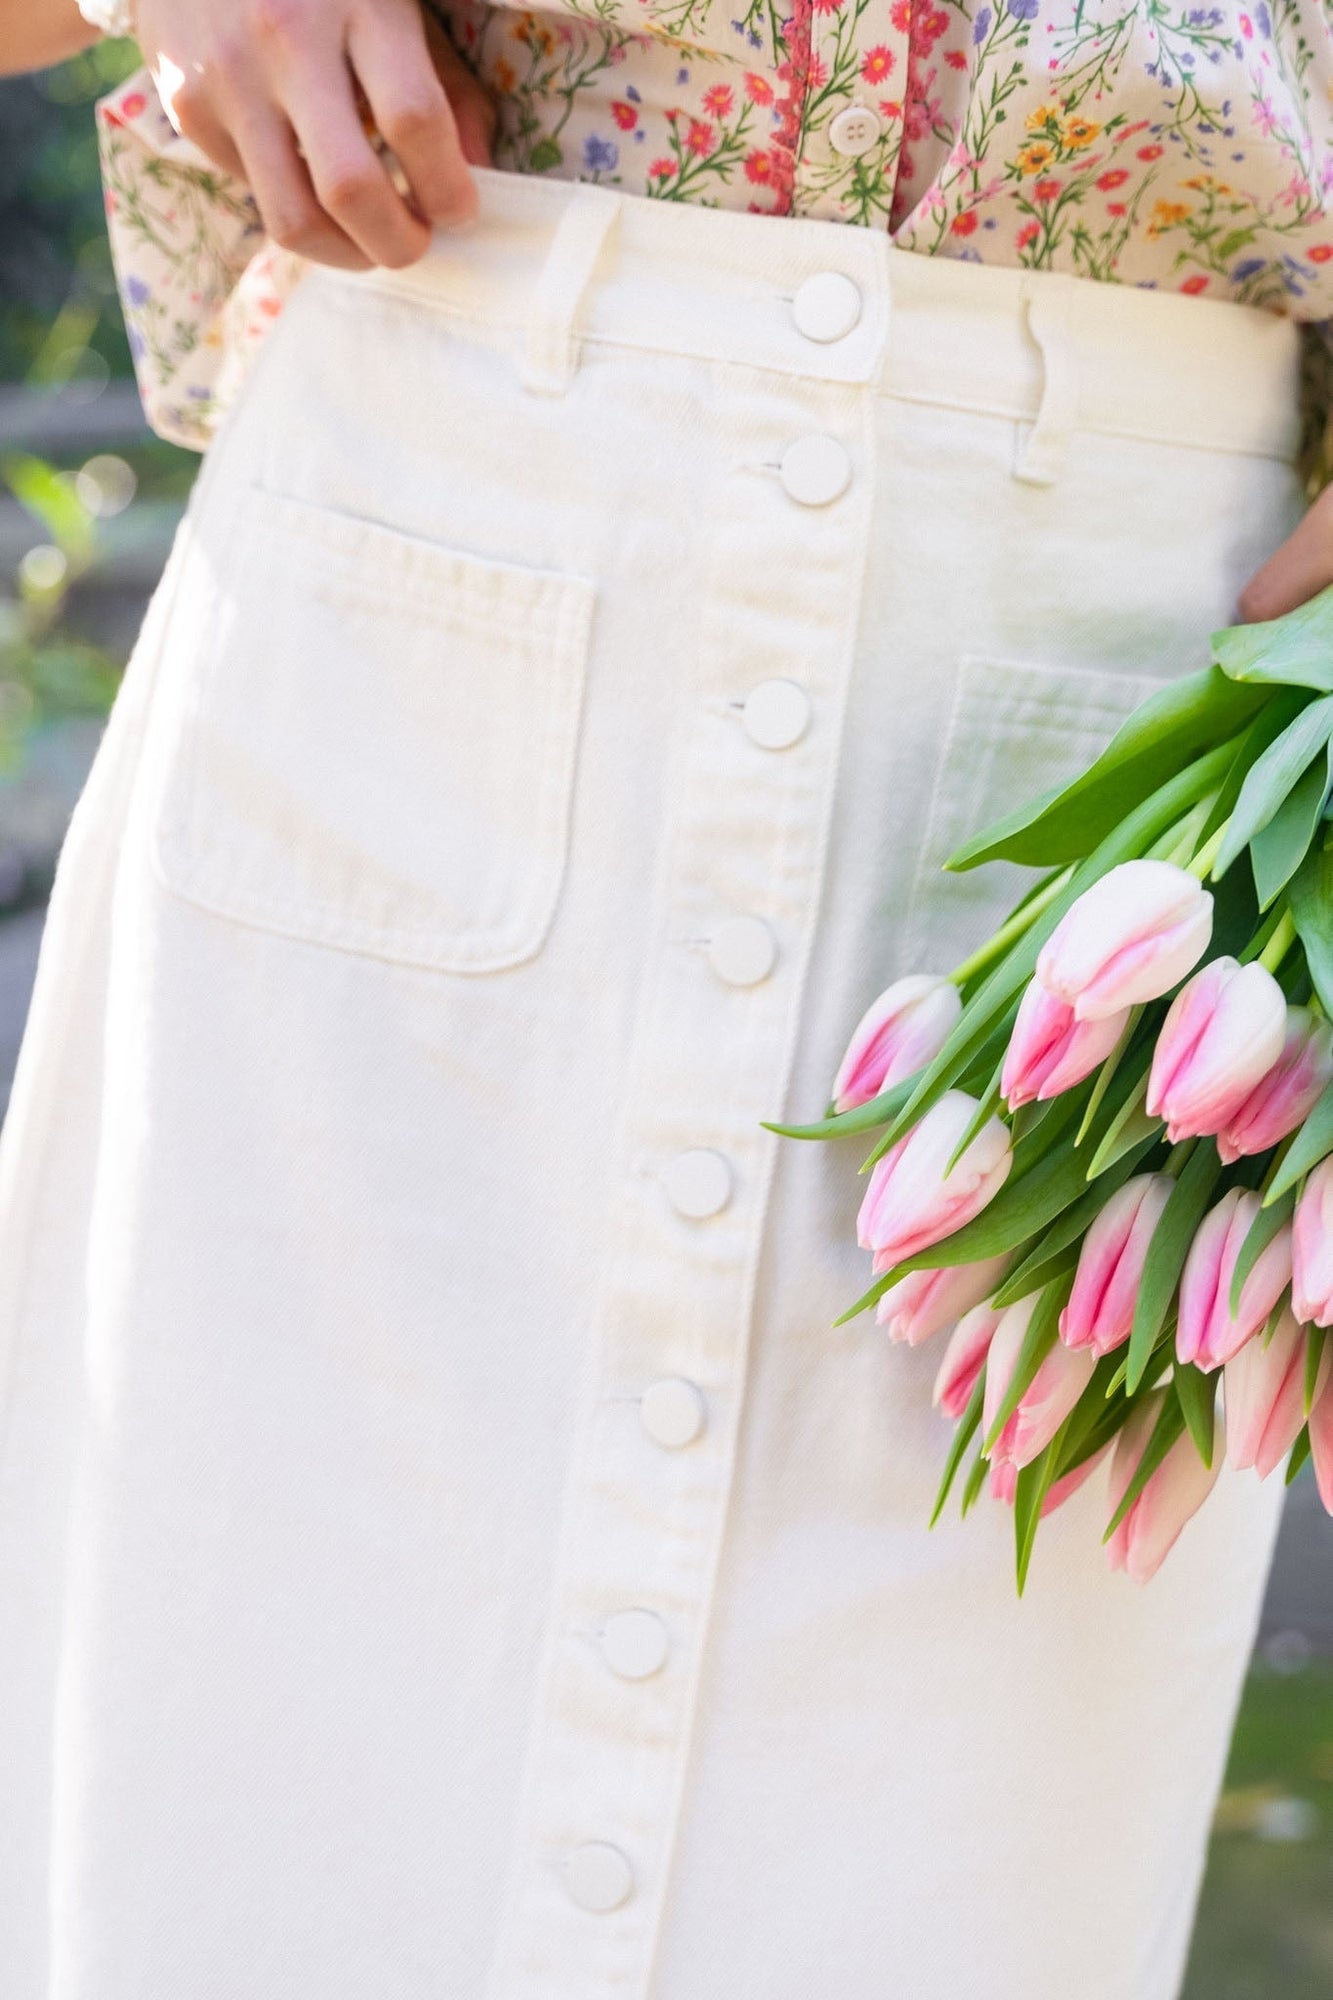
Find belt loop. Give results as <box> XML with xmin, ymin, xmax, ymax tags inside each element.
<box><xmin>1014</xmin><ymin>280</ymin><xmax>1079</xmax><ymax>486</ymax></box>
<box><xmin>521</xmin><ymin>185</ymin><xmax>622</xmax><ymax>396</ymax></box>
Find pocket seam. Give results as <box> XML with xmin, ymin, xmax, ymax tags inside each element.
<box><xmin>149</xmin><ymin>489</ymin><xmax>596</xmax><ymax>974</ymax></box>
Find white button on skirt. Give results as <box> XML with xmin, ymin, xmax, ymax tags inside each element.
<box><xmin>0</xmin><ymin>165</ymin><xmax>1309</xmax><ymax>2000</ymax></box>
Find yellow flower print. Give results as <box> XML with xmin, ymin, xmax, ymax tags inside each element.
<box><xmin>1146</xmin><ymin>199</ymin><xmax>1191</xmax><ymax>237</ymax></box>
<box><xmin>1024</xmin><ymin>102</ymin><xmax>1063</xmax><ymax>132</ymax></box>
<box><xmin>1182</xmin><ymin>174</ymin><xmax>1233</xmax><ymax>195</ymax></box>
<box><xmin>1060</xmin><ymin>115</ymin><xmax>1100</xmax><ymax>148</ymax></box>
<box><xmin>1016</xmin><ymin>139</ymin><xmax>1057</xmax><ymax>176</ymax></box>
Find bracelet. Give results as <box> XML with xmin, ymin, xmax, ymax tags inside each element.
<box><xmin>77</xmin><ymin>0</ymin><xmax>137</xmax><ymax>36</ymax></box>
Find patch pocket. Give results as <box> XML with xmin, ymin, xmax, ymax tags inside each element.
<box><xmin>902</xmin><ymin>652</ymin><xmax>1169</xmax><ymax>975</ymax></box>
<box><xmin>151</xmin><ymin>487</ymin><xmax>596</xmax><ymax>973</ymax></box>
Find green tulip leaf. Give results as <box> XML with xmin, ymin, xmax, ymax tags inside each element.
<box><xmin>928</xmin><ymin>1376</ymin><xmax>985</xmax><ymax>1528</ymax></box>
<box><xmin>1126</xmin><ymin>1143</ymin><xmax>1224</xmax><ymax>1393</ymax></box>
<box><xmin>1230</xmin><ymin>1185</ymin><xmax>1295</xmax><ymax>1315</ymax></box>
<box><xmin>1213</xmin><ymin>694</ymin><xmax>1333</xmax><ymax>880</ymax></box>
<box><xmin>762</xmin><ymin>1073</ymin><xmax>917</xmax><ymax>1142</ymax></box>
<box><xmin>1286</xmin><ymin>1426</ymin><xmax>1313</xmax><ymax>1484</ymax></box>
<box><xmin>1250</xmin><ymin>742</ymin><xmax>1333</xmax><ymax>910</ymax></box>
<box><xmin>1289</xmin><ymin>840</ymin><xmax>1333</xmax><ymax>1020</ymax></box>
<box><xmin>1305</xmin><ymin>1324</ymin><xmax>1329</xmax><ymax>1418</ymax></box>
<box><xmin>980</xmin><ymin>1274</ymin><xmax>1069</xmax><ymax>1456</ymax></box>
<box><xmin>1212</xmin><ymin>580</ymin><xmax>1333</xmax><ymax>693</ymax></box>
<box><xmin>1101</xmin><ymin>1392</ymin><xmax>1186</xmax><ymax>1541</ymax></box>
<box><xmin>1172</xmin><ymin>1362</ymin><xmax>1218</xmax><ymax>1469</ymax></box>
<box><xmin>1263</xmin><ymin>1076</ymin><xmax>1333</xmax><ymax>1208</ymax></box>
<box><xmin>944</xmin><ymin>669</ymin><xmax>1268</xmax><ymax>872</ymax></box>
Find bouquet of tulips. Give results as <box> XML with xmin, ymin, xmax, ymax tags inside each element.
<box><xmin>772</xmin><ymin>584</ymin><xmax>1333</xmax><ymax>1590</ymax></box>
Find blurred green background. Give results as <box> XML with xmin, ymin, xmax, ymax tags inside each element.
<box><xmin>0</xmin><ymin>41</ymin><xmax>1329</xmax><ymax>1999</ymax></box>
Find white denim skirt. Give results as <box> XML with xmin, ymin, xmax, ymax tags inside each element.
<box><xmin>0</xmin><ymin>165</ymin><xmax>1310</xmax><ymax>2000</ymax></box>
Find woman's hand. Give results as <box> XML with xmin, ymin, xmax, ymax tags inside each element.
<box><xmin>135</xmin><ymin>0</ymin><xmax>496</xmax><ymax>271</ymax></box>
<box><xmin>1238</xmin><ymin>481</ymin><xmax>1333</xmax><ymax>624</ymax></box>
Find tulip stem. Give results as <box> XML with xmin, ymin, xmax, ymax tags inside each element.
<box><xmin>1257</xmin><ymin>909</ymin><xmax>1298</xmax><ymax>976</ymax></box>
<box><xmin>1184</xmin><ymin>821</ymin><xmax>1229</xmax><ymax>881</ymax></box>
<box><xmin>948</xmin><ymin>865</ymin><xmax>1075</xmax><ymax>988</ymax></box>
<box><xmin>1163</xmin><ymin>1137</ymin><xmax>1197</xmax><ymax>1178</ymax></box>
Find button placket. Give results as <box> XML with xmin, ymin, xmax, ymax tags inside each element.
<box><xmin>483</xmin><ymin>350</ymin><xmax>879</xmax><ymax>2000</ymax></box>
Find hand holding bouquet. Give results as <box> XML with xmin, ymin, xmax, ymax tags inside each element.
<box><xmin>772</xmin><ymin>584</ymin><xmax>1333</xmax><ymax>1590</ymax></box>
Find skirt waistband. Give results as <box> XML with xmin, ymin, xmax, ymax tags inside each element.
<box><xmin>324</xmin><ymin>163</ymin><xmax>1303</xmax><ymax>468</ymax></box>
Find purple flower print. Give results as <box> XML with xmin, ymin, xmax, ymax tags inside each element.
<box><xmin>1255</xmin><ymin>2</ymin><xmax>1271</xmax><ymax>34</ymax></box>
<box><xmin>1006</xmin><ymin>0</ymin><xmax>1039</xmax><ymax>18</ymax></box>
<box><xmin>583</xmin><ymin>134</ymin><xmax>618</xmax><ymax>174</ymax></box>
<box><xmin>973</xmin><ymin>7</ymin><xmax>992</xmax><ymax>41</ymax></box>
<box><xmin>126</xmin><ymin>274</ymin><xmax>151</xmax><ymax>307</ymax></box>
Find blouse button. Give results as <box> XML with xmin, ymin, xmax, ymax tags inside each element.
<box><xmin>742</xmin><ymin>678</ymin><xmax>811</xmax><ymax>750</ymax></box>
<box><xmin>563</xmin><ymin>1840</ymin><xmax>635</xmax><ymax>1912</ymax></box>
<box><xmin>640</xmin><ymin>1376</ymin><xmax>707</xmax><ymax>1448</ymax></box>
<box><xmin>779</xmin><ymin>433</ymin><xmax>852</xmax><ymax>507</ymax></box>
<box><xmin>792</xmin><ymin>270</ymin><xmax>863</xmax><ymax>343</ymax></box>
<box><xmin>829</xmin><ymin>103</ymin><xmax>883</xmax><ymax>157</ymax></box>
<box><xmin>707</xmin><ymin>915</ymin><xmax>777</xmax><ymax>987</ymax></box>
<box><xmin>662</xmin><ymin>1147</ymin><xmax>733</xmax><ymax>1218</ymax></box>
<box><xmin>599</xmin><ymin>1607</ymin><xmax>670</xmax><ymax>1680</ymax></box>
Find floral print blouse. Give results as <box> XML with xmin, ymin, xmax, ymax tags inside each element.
<box><xmin>99</xmin><ymin>0</ymin><xmax>1333</xmax><ymax>451</ymax></box>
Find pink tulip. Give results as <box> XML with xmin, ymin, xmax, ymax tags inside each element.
<box><xmin>856</xmin><ymin>1090</ymin><xmax>1013</xmax><ymax>1269</ymax></box>
<box><xmin>1060</xmin><ymin>1173</ymin><xmax>1174</xmax><ymax>1356</ymax></box>
<box><xmin>1309</xmin><ymin>1350</ymin><xmax>1333</xmax><ymax>1514</ymax></box>
<box><xmin>875</xmin><ymin>1253</ymin><xmax>1011</xmax><ymax>1345</ymax></box>
<box><xmin>1216</xmin><ymin>1007</ymin><xmax>1333</xmax><ymax>1165</ymax></box>
<box><xmin>831</xmin><ymin>974</ymin><xmax>962</xmax><ymax>1113</ymax></box>
<box><xmin>1145</xmin><ymin>956</ymin><xmax>1287</xmax><ymax>1143</ymax></box>
<box><xmin>1000</xmin><ymin>979</ymin><xmax>1131</xmax><ymax>1110</ymax></box>
<box><xmin>932</xmin><ymin>1302</ymin><xmax>1003</xmax><ymax>1419</ymax></box>
<box><xmin>1175</xmin><ymin>1188</ymin><xmax>1293</xmax><ymax>1372</ymax></box>
<box><xmin>1292</xmin><ymin>1156</ymin><xmax>1333</xmax><ymax>1328</ymax></box>
<box><xmin>989</xmin><ymin>1440</ymin><xmax>1113</xmax><ymax>1515</ymax></box>
<box><xmin>1036</xmin><ymin>860</ymin><xmax>1213</xmax><ymax>1022</ymax></box>
<box><xmin>1105</xmin><ymin>1389</ymin><xmax>1223</xmax><ymax>1584</ymax></box>
<box><xmin>981</xmin><ymin>1295</ymin><xmax>1097</xmax><ymax>1471</ymax></box>
<box><xmin>1225</xmin><ymin>1307</ymin><xmax>1331</xmax><ymax>1479</ymax></box>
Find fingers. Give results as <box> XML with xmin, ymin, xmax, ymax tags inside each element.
<box><xmin>423</xmin><ymin>20</ymin><xmax>498</xmax><ymax>171</ymax></box>
<box><xmin>1237</xmin><ymin>483</ymin><xmax>1333</xmax><ymax>623</ymax></box>
<box><xmin>283</xmin><ymin>59</ymin><xmax>434</xmax><ymax>267</ymax></box>
<box><xmin>349</xmin><ymin>3</ymin><xmax>481</xmax><ymax>227</ymax></box>
<box><xmin>226</xmin><ymin>105</ymin><xmax>373</xmax><ymax>269</ymax></box>
<box><xmin>140</xmin><ymin>0</ymin><xmax>493</xmax><ymax>274</ymax></box>
<box><xmin>160</xmin><ymin>65</ymin><xmax>249</xmax><ymax>181</ymax></box>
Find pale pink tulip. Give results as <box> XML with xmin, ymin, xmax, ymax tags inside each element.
<box><xmin>1060</xmin><ymin>1173</ymin><xmax>1174</xmax><ymax>1356</ymax></box>
<box><xmin>1225</xmin><ymin>1307</ymin><xmax>1331</xmax><ymax>1478</ymax></box>
<box><xmin>1036</xmin><ymin>860</ymin><xmax>1213</xmax><ymax>1022</ymax></box>
<box><xmin>989</xmin><ymin>1440</ymin><xmax>1113</xmax><ymax>1515</ymax></box>
<box><xmin>1145</xmin><ymin>956</ymin><xmax>1287</xmax><ymax>1143</ymax></box>
<box><xmin>981</xmin><ymin>1295</ymin><xmax>1097</xmax><ymax>1471</ymax></box>
<box><xmin>831</xmin><ymin>974</ymin><xmax>962</xmax><ymax>1113</ymax></box>
<box><xmin>1105</xmin><ymin>1390</ymin><xmax>1224</xmax><ymax>1584</ymax></box>
<box><xmin>932</xmin><ymin>1302</ymin><xmax>1002</xmax><ymax>1419</ymax></box>
<box><xmin>1309</xmin><ymin>1352</ymin><xmax>1333</xmax><ymax>1513</ymax></box>
<box><xmin>1292</xmin><ymin>1157</ymin><xmax>1333</xmax><ymax>1328</ymax></box>
<box><xmin>1000</xmin><ymin>979</ymin><xmax>1130</xmax><ymax>1110</ymax></box>
<box><xmin>1175</xmin><ymin>1188</ymin><xmax>1293</xmax><ymax>1372</ymax></box>
<box><xmin>856</xmin><ymin>1090</ymin><xmax>1013</xmax><ymax>1268</ymax></box>
<box><xmin>1216</xmin><ymin>1007</ymin><xmax>1333</xmax><ymax>1165</ymax></box>
<box><xmin>875</xmin><ymin>1254</ymin><xmax>1011</xmax><ymax>1344</ymax></box>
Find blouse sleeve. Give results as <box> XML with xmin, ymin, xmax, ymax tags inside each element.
<box><xmin>97</xmin><ymin>65</ymin><xmax>305</xmax><ymax>452</ymax></box>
